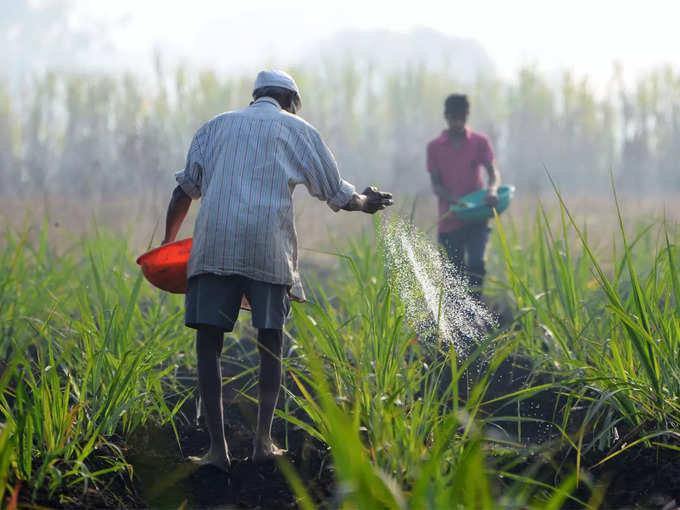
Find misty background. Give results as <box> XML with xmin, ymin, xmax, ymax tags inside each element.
<box><xmin>1</xmin><ymin>0</ymin><xmax>679</xmax><ymax>212</ymax></box>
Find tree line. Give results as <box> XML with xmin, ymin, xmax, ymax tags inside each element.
<box><xmin>1</xmin><ymin>62</ymin><xmax>678</xmax><ymax>198</ymax></box>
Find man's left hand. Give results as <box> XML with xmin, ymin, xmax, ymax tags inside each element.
<box><xmin>484</xmin><ymin>190</ymin><xmax>499</xmax><ymax>207</ymax></box>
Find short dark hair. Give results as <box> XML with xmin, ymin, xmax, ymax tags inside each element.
<box><xmin>444</xmin><ymin>94</ymin><xmax>470</xmax><ymax>118</ymax></box>
<box><xmin>253</xmin><ymin>86</ymin><xmax>301</xmax><ymax>113</ymax></box>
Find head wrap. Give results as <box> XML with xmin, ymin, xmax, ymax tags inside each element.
<box><xmin>253</xmin><ymin>70</ymin><xmax>300</xmax><ymax>97</ymax></box>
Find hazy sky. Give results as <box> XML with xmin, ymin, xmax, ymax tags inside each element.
<box><xmin>55</xmin><ymin>0</ymin><xmax>680</xmax><ymax>84</ymax></box>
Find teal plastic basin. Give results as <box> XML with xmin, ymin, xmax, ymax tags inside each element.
<box><xmin>449</xmin><ymin>185</ymin><xmax>515</xmax><ymax>221</ymax></box>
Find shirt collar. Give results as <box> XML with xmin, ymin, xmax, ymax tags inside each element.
<box><xmin>252</xmin><ymin>96</ymin><xmax>282</xmax><ymax>110</ymax></box>
<box><xmin>443</xmin><ymin>127</ymin><xmax>471</xmax><ymax>140</ymax></box>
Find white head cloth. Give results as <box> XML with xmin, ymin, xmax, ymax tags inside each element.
<box><xmin>253</xmin><ymin>70</ymin><xmax>300</xmax><ymax>97</ymax></box>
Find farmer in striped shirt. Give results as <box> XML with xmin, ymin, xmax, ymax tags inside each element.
<box><xmin>162</xmin><ymin>70</ymin><xmax>393</xmax><ymax>470</ymax></box>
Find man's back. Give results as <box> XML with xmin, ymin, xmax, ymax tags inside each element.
<box><xmin>175</xmin><ymin>96</ymin><xmax>355</xmax><ymax>300</ymax></box>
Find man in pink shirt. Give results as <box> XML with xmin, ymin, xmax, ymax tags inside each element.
<box><xmin>427</xmin><ymin>94</ymin><xmax>501</xmax><ymax>295</ymax></box>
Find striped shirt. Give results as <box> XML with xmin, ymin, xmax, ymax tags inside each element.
<box><xmin>175</xmin><ymin>97</ymin><xmax>356</xmax><ymax>301</ymax></box>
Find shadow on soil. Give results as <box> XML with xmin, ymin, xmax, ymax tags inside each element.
<box><xmin>126</xmin><ymin>336</ymin><xmax>333</xmax><ymax>510</ymax></box>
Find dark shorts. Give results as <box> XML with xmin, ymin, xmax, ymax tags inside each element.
<box><xmin>185</xmin><ymin>273</ymin><xmax>290</xmax><ymax>332</ymax></box>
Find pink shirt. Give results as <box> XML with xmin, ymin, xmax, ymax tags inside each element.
<box><xmin>427</xmin><ymin>127</ymin><xmax>494</xmax><ymax>233</ymax></box>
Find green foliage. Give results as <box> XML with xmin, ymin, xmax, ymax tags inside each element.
<box><xmin>0</xmin><ymin>223</ymin><xmax>194</xmax><ymax>503</ymax></box>
<box><xmin>278</xmin><ymin>226</ymin><xmax>588</xmax><ymax>508</ymax></box>
<box><xmin>2</xmin><ymin>64</ymin><xmax>680</xmax><ymax>196</ymax></box>
<box><xmin>3</xmin><ymin>186</ymin><xmax>679</xmax><ymax>507</ymax></box>
<box><xmin>490</xmin><ymin>182</ymin><xmax>680</xmax><ymax>470</ymax></box>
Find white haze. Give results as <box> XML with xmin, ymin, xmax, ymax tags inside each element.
<box><xmin>4</xmin><ymin>0</ymin><xmax>680</xmax><ymax>89</ymax></box>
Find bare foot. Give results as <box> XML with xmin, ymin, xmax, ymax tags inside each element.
<box><xmin>187</xmin><ymin>449</ymin><xmax>231</xmax><ymax>472</ymax></box>
<box><xmin>252</xmin><ymin>440</ymin><xmax>286</xmax><ymax>463</ymax></box>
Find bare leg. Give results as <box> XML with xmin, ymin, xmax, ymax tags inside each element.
<box><xmin>252</xmin><ymin>328</ymin><xmax>285</xmax><ymax>462</ymax></box>
<box><xmin>188</xmin><ymin>326</ymin><xmax>230</xmax><ymax>471</ymax></box>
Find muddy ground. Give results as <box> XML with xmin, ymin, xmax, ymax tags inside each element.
<box><xmin>21</xmin><ymin>333</ymin><xmax>680</xmax><ymax>509</ymax></box>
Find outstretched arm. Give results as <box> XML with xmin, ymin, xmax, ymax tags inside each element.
<box><xmin>301</xmin><ymin>128</ymin><xmax>393</xmax><ymax>213</ymax></box>
<box><xmin>162</xmin><ymin>185</ymin><xmax>192</xmax><ymax>244</ymax></box>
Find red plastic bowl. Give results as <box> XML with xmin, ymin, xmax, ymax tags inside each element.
<box><xmin>136</xmin><ymin>238</ymin><xmax>193</xmax><ymax>294</ymax></box>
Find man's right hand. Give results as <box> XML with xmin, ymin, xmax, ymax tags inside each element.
<box><xmin>360</xmin><ymin>186</ymin><xmax>393</xmax><ymax>214</ymax></box>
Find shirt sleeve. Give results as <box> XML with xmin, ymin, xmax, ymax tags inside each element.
<box><xmin>478</xmin><ymin>135</ymin><xmax>495</xmax><ymax>166</ymax></box>
<box><xmin>175</xmin><ymin>127</ymin><xmax>207</xmax><ymax>199</ymax></box>
<box><xmin>301</xmin><ymin>128</ymin><xmax>356</xmax><ymax>212</ymax></box>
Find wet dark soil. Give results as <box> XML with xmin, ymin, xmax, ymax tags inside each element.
<box><xmin>17</xmin><ymin>329</ymin><xmax>680</xmax><ymax>509</ymax></box>
<box><xmin>16</xmin><ymin>441</ymin><xmax>143</xmax><ymax>509</ymax></box>
<box><xmin>126</xmin><ymin>403</ymin><xmax>333</xmax><ymax>509</ymax></box>
<box><xmin>125</xmin><ymin>335</ymin><xmax>334</xmax><ymax>510</ymax></box>
<box><xmin>479</xmin><ymin>352</ymin><xmax>680</xmax><ymax>509</ymax></box>
<box><xmin>588</xmin><ymin>446</ymin><xmax>680</xmax><ymax>509</ymax></box>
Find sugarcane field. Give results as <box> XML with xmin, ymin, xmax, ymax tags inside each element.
<box><xmin>2</xmin><ymin>2</ymin><xmax>680</xmax><ymax>509</ymax></box>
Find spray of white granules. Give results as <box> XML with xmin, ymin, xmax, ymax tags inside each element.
<box><xmin>380</xmin><ymin>219</ymin><xmax>496</xmax><ymax>354</ymax></box>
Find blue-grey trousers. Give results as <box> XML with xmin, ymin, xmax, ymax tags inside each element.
<box><xmin>438</xmin><ymin>223</ymin><xmax>490</xmax><ymax>288</ymax></box>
